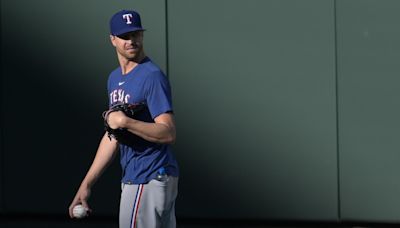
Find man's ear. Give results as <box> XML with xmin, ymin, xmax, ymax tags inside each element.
<box><xmin>110</xmin><ymin>35</ymin><xmax>116</xmax><ymax>46</ymax></box>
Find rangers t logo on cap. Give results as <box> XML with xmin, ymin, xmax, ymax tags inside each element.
<box><xmin>122</xmin><ymin>14</ymin><xmax>133</xmax><ymax>24</ymax></box>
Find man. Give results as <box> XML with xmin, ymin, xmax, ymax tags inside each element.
<box><xmin>69</xmin><ymin>9</ymin><xmax>179</xmax><ymax>228</ymax></box>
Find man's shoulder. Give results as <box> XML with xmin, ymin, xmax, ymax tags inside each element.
<box><xmin>110</xmin><ymin>67</ymin><xmax>121</xmax><ymax>75</ymax></box>
<box><xmin>107</xmin><ymin>67</ymin><xmax>121</xmax><ymax>81</ymax></box>
<box><xmin>141</xmin><ymin>57</ymin><xmax>164</xmax><ymax>75</ymax></box>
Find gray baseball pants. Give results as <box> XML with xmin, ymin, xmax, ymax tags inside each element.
<box><xmin>119</xmin><ymin>176</ymin><xmax>178</xmax><ymax>228</ymax></box>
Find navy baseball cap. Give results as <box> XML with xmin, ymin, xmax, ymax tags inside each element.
<box><xmin>110</xmin><ymin>10</ymin><xmax>145</xmax><ymax>36</ymax></box>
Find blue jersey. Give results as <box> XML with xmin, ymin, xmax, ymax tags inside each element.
<box><xmin>107</xmin><ymin>57</ymin><xmax>179</xmax><ymax>184</ymax></box>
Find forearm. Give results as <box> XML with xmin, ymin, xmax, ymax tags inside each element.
<box><xmin>123</xmin><ymin>118</ymin><xmax>175</xmax><ymax>144</ymax></box>
<box><xmin>80</xmin><ymin>133</ymin><xmax>119</xmax><ymax>188</ymax></box>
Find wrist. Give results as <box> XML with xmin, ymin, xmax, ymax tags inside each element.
<box><xmin>121</xmin><ymin>116</ymin><xmax>138</xmax><ymax>129</ymax></box>
<box><xmin>80</xmin><ymin>183</ymin><xmax>90</xmax><ymax>190</ymax></box>
<box><xmin>81</xmin><ymin>179</ymin><xmax>93</xmax><ymax>189</ymax></box>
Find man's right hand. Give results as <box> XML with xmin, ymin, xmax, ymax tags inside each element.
<box><xmin>68</xmin><ymin>186</ymin><xmax>92</xmax><ymax>218</ymax></box>
<box><xmin>68</xmin><ymin>133</ymin><xmax>119</xmax><ymax>219</ymax></box>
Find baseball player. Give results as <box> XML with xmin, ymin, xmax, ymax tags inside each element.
<box><xmin>69</xmin><ymin>9</ymin><xmax>179</xmax><ymax>228</ymax></box>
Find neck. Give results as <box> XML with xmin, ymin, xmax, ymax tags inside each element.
<box><xmin>118</xmin><ymin>51</ymin><xmax>146</xmax><ymax>75</ymax></box>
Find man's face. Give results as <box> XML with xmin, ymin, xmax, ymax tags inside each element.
<box><xmin>111</xmin><ymin>30</ymin><xmax>144</xmax><ymax>60</ymax></box>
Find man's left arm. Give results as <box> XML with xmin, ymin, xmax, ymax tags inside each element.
<box><xmin>107</xmin><ymin>111</ymin><xmax>176</xmax><ymax>144</ymax></box>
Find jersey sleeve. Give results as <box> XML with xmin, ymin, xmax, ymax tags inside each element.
<box><xmin>144</xmin><ymin>71</ymin><xmax>173</xmax><ymax>119</ymax></box>
<box><xmin>107</xmin><ymin>75</ymin><xmax>112</xmax><ymax>106</ymax></box>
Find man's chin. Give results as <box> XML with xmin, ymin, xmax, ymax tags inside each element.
<box><xmin>124</xmin><ymin>52</ymin><xmax>137</xmax><ymax>59</ymax></box>
<box><xmin>126</xmin><ymin>49</ymin><xmax>141</xmax><ymax>57</ymax></box>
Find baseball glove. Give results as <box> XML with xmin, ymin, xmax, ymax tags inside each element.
<box><xmin>102</xmin><ymin>102</ymin><xmax>147</xmax><ymax>144</ymax></box>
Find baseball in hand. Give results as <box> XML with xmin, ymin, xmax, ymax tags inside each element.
<box><xmin>72</xmin><ymin>204</ymin><xmax>88</xmax><ymax>219</ymax></box>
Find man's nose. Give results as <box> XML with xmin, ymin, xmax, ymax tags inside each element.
<box><xmin>123</xmin><ymin>36</ymin><xmax>134</xmax><ymax>44</ymax></box>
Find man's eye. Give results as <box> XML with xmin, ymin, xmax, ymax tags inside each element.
<box><xmin>118</xmin><ymin>35</ymin><xmax>130</xmax><ymax>40</ymax></box>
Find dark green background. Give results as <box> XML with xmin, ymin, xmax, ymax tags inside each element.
<box><xmin>1</xmin><ymin>0</ymin><xmax>399</xmax><ymax>223</ymax></box>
